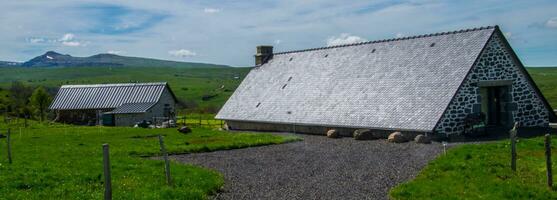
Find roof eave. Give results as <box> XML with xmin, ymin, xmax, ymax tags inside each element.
<box><xmin>216</xmin><ymin>118</ymin><xmax>434</xmax><ymax>133</ymax></box>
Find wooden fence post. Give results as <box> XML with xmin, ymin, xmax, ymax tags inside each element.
<box><xmin>158</xmin><ymin>135</ymin><xmax>172</xmax><ymax>186</ymax></box>
<box><xmin>103</xmin><ymin>144</ymin><xmax>112</xmax><ymax>200</ymax></box>
<box><xmin>7</xmin><ymin>128</ymin><xmax>12</xmax><ymax>164</ymax></box>
<box><xmin>510</xmin><ymin>122</ymin><xmax>518</xmax><ymax>171</ymax></box>
<box><xmin>545</xmin><ymin>134</ymin><xmax>553</xmax><ymax>188</ymax></box>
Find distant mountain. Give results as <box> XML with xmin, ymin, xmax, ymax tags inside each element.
<box><xmin>19</xmin><ymin>51</ymin><xmax>229</xmax><ymax>68</ymax></box>
<box><xmin>0</xmin><ymin>61</ymin><xmax>21</xmax><ymax>67</ymax></box>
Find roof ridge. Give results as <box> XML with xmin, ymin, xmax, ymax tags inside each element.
<box><xmin>61</xmin><ymin>82</ymin><xmax>168</xmax><ymax>88</ymax></box>
<box><xmin>273</xmin><ymin>25</ymin><xmax>498</xmax><ymax>55</ymax></box>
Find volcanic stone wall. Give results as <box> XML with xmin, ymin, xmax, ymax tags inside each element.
<box><xmin>435</xmin><ymin>33</ymin><xmax>550</xmax><ymax>136</ymax></box>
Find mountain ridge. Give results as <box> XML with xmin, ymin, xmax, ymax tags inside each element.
<box><xmin>0</xmin><ymin>51</ymin><xmax>230</xmax><ymax>68</ymax></box>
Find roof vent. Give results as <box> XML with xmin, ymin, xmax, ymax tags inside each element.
<box><xmin>371</xmin><ymin>49</ymin><xmax>376</xmax><ymax>53</ymax></box>
<box><xmin>430</xmin><ymin>43</ymin><xmax>436</xmax><ymax>47</ymax></box>
<box><xmin>287</xmin><ymin>76</ymin><xmax>292</xmax><ymax>81</ymax></box>
<box><xmin>289</xmin><ymin>57</ymin><xmax>293</xmax><ymax>61</ymax></box>
<box><xmin>256</xmin><ymin>102</ymin><xmax>261</xmax><ymax>108</ymax></box>
<box><xmin>281</xmin><ymin>84</ymin><xmax>287</xmax><ymax>89</ymax></box>
<box><xmin>324</xmin><ymin>54</ymin><xmax>328</xmax><ymax>57</ymax></box>
<box><xmin>286</xmin><ymin>111</ymin><xmax>292</xmax><ymax>114</ymax></box>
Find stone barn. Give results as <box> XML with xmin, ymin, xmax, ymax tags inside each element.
<box><xmin>50</xmin><ymin>82</ymin><xmax>177</xmax><ymax>126</ymax></box>
<box><xmin>216</xmin><ymin>26</ymin><xmax>556</xmax><ymax>138</ymax></box>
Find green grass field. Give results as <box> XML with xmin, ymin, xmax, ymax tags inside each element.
<box><xmin>527</xmin><ymin>67</ymin><xmax>557</xmax><ymax>109</ymax></box>
<box><xmin>0</xmin><ymin>121</ymin><xmax>300</xmax><ymax>199</ymax></box>
<box><xmin>0</xmin><ymin>66</ymin><xmax>251</xmax><ymax>112</ymax></box>
<box><xmin>390</xmin><ymin>136</ymin><xmax>557</xmax><ymax>199</ymax></box>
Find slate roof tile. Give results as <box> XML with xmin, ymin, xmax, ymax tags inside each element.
<box><xmin>216</xmin><ymin>26</ymin><xmax>497</xmax><ymax>132</ymax></box>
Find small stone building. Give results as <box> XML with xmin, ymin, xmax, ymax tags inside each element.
<box><xmin>50</xmin><ymin>82</ymin><xmax>177</xmax><ymax>126</ymax></box>
<box><xmin>216</xmin><ymin>26</ymin><xmax>556</xmax><ymax>137</ymax></box>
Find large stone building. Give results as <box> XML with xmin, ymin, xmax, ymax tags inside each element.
<box><xmin>216</xmin><ymin>26</ymin><xmax>556</xmax><ymax>137</ymax></box>
<box><xmin>50</xmin><ymin>82</ymin><xmax>177</xmax><ymax>126</ymax></box>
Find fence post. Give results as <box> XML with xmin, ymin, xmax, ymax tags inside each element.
<box><xmin>510</xmin><ymin>122</ymin><xmax>518</xmax><ymax>171</ymax></box>
<box><xmin>7</xmin><ymin>128</ymin><xmax>12</xmax><ymax>164</ymax></box>
<box><xmin>158</xmin><ymin>135</ymin><xmax>172</xmax><ymax>186</ymax></box>
<box><xmin>103</xmin><ymin>144</ymin><xmax>112</xmax><ymax>200</ymax></box>
<box><xmin>545</xmin><ymin>134</ymin><xmax>553</xmax><ymax>188</ymax></box>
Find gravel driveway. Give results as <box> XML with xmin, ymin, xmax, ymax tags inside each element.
<box><xmin>171</xmin><ymin>134</ymin><xmax>443</xmax><ymax>200</ymax></box>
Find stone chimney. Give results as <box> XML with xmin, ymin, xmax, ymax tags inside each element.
<box><xmin>255</xmin><ymin>45</ymin><xmax>273</xmax><ymax>66</ymax></box>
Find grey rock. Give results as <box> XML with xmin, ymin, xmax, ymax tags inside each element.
<box><xmin>177</xmin><ymin>126</ymin><xmax>192</xmax><ymax>134</ymax></box>
<box><xmin>353</xmin><ymin>129</ymin><xmax>376</xmax><ymax>140</ymax></box>
<box><xmin>414</xmin><ymin>134</ymin><xmax>431</xmax><ymax>144</ymax></box>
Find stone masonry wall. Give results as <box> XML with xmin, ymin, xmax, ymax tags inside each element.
<box><xmin>434</xmin><ymin>33</ymin><xmax>550</xmax><ymax>136</ymax></box>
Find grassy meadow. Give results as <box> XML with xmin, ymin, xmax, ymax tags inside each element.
<box><xmin>527</xmin><ymin>67</ymin><xmax>557</xmax><ymax>109</ymax></box>
<box><xmin>0</xmin><ymin>120</ymin><xmax>300</xmax><ymax>199</ymax></box>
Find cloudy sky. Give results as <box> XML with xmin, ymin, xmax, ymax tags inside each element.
<box><xmin>1</xmin><ymin>0</ymin><xmax>556</xmax><ymax>66</ymax></box>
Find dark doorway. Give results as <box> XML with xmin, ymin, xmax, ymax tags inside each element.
<box><xmin>480</xmin><ymin>86</ymin><xmax>509</xmax><ymax>126</ymax></box>
<box><xmin>102</xmin><ymin>113</ymin><xmax>115</xmax><ymax>126</ymax></box>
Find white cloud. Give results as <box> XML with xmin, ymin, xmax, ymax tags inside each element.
<box><xmin>107</xmin><ymin>50</ymin><xmax>123</xmax><ymax>54</ymax></box>
<box><xmin>58</xmin><ymin>33</ymin><xmax>87</xmax><ymax>47</ymax></box>
<box><xmin>204</xmin><ymin>8</ymin><xmax>221</xmax><ymax>13</ymax></box>
<box><xmin>546</xmin><ymin>17</ymin><xmax>557</xmax><ymax>28</ymax></box>
<box><xmin>504</xmin><ymin>32</ymin><xmax>513</xmax><ymax>39</ymax></box>
<box><xmin>60</xmin><ymin>33</ymin><xmax>75</xmax><ymax>42</ymax></box>
<box><xmin>28</xmin><ymin>37</ymin><xmax>45</xmax><ymax>43</ymax></box>
<box><xmin>168</xmin><ymin>49</ymin><xmax>197</xmax><ymax>57</ymax></box>
<box><xmin>326</xmin><ymin>33</ymin><xmax>367</xmax><ymax>46</ymax></box>
<box><xmin>62</xmin><ymin>41</ymin><xmax>81</xmax><ymax>46</ymax></box>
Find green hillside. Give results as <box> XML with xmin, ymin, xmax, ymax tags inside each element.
<box><xmin>526</xmin><ymin>67</ymin><xmax>557</xmax><ymax>109</ymax></box>
<box><xmin>0</xmin><ymin>66</ymin><xmax>251</xmax><ymax>113</ymax></box>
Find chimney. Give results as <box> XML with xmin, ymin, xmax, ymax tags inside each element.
<box><xmin>255</xmin><ymin>45</ymin><xmax>273</xmax><ymax>66</ymax></box>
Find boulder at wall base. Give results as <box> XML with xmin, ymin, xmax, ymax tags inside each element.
<box><xmin>353</xmin><ymin>129</ymin><xmax>376</xmax><ymax>140</ymax></box>
<box><xmin>326</xmin><ymin>129</ymin><xmax>339</xmax><ymax>138</ymax></box>
<box><xmin>177</xmin><ymin>126</ymin><xmax>192</xmax><ymax>134</ymax></box>
<box><xmin>387</xmin><ymin>132</ymin><xmax>407</xmax><ymax>143</ymax></box>
<box><xmin>414</xmin><ymin>134</ymin><xmax>431</xmax><ymax>144</ymax></box>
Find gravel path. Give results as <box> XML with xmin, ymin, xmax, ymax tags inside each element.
<box><xmin>171</xmin><ymin>134</ymin><xmax>444</xmax><ymax>200</ymax></box>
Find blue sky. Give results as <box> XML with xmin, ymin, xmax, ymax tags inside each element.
<box><xmin>1</xmin><ymin>0</ymin><xmax>556</xmax><ymax>66</ymax></box>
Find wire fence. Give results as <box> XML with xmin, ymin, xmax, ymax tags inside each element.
<box><xmin>0</xmin><ymin>112</ymin><xmax>224</xmax><ymax>130</ymax></box>
<box><xmin>176</xmin><ymin>113</ymin><xmax>224</xmax><ymax>129</ymax></box>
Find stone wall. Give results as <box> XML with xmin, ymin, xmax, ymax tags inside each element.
<box><xmin>434</xmin><ymin>33</ymin><xmax>550</xmax><ymax>136</ymax></box>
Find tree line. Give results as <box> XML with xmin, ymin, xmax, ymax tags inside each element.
<box><xmin>0</xmin><ymin>81</ymin><xmax>53</xmax><ymax>122</ymax></box>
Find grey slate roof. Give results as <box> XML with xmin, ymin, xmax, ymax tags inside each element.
<box><xmin>106</xmin><ymin>102</ymin><xmax>157</xmax><ymax>114</ymax></box>
<box><xmin>50</xmin><ymin>82</ymin><xmax>172</xmax><ymax>110</ymax></box>
<box><xmin>216</xmin><ymin>26</ymin><xmax>497</xmax><ymax>132</ymax></box>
